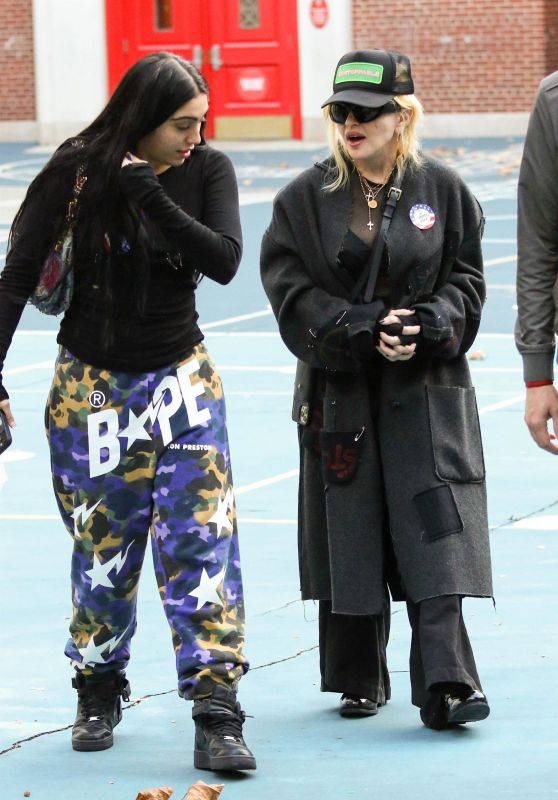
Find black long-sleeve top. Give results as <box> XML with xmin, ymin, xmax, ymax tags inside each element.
<box><xmin>0</xmin><ymin>145</ymin><xmax>242</xmax><ymax>401</ymax></box>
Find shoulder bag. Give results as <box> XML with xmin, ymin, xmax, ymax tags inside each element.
<box><xmin>29</xmin><ymin>164</ymin><xmax>87</xmax><ymax>315</ymax></box>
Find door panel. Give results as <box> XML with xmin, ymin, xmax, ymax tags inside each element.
<box><xmin>107</xmin><ymin>0</ymin><xmax>204</xmax><ymax>84</ymax></box>
<box><xmin>105</xmin><ymin>0</ymin><xmax>300</xmax><ymax>139</ymax></box>
<box><xmin>134</xmin><ymin>0</ymin><xmax>203</xmax><ymax>61</ymax></box>
<box><xmin>206</xmin><ymin>0</ymin><xmax>300</xmax><ymax>138</ymax></box>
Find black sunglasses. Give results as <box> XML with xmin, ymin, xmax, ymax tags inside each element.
<box><xmin>328</xmin><ymin>101</ymin><xmax>400</xmax><ymax>125</ymax></box>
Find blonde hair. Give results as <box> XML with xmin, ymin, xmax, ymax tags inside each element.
<box><xmin>323</xmin><ymin>94</ymin><xmax>424</xmax><ymax>192</ymax></box>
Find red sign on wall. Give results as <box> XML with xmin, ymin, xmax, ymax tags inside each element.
<box><xmin>310</xmin><ymin>0</ymin><xmax>328</xmax><ymax>29</ymax></box>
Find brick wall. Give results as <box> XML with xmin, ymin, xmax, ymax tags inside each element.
<box><xmin>545</xmin><ymin>0</ymin><xmax>558</xmax><ymax>76</ymax></box>
<box><xmin>353</xmin><ymin>0</ymin><xmax>558</xmax><ymax>113</ymax></box>
<box><xmin>0</xmin><ymin>0</ymin><xmax>35</xmax><ymax>120</ymax></box>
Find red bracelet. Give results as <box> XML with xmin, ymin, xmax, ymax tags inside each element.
<box><xmin>525</xmin><ymin>379</ymin><xmax>554</xmax><ymax>388</ymax></box>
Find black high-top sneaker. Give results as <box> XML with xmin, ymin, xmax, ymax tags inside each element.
<box><xmin>71</xmin><ymin>671</ymin><xmax>131</xmax><ymax>751</ymax></box>
<box><xmin>192</xmin><ymin>684</ymin><xmax>257</xmax><ymax>771</ymax></box>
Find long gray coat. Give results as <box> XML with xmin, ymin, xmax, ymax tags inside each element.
<box><xmin>260</xmin><ymin>155</ymin><xmax>493</xmax><ymax>616</ymax></box>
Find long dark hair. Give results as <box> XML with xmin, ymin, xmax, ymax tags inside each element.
<box><xmin>10</xmin><ymin>51</ymin><xmax>208</xmax><ymax>322</ymax></box>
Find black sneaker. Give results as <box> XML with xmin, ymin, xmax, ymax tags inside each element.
<box><xmin>192</xmin><ymin>685</ymin><xmax>256</xmax><ymax>771</ymax></box>
<box><xmin>71</xmin><ymin>671</ymin><xmax>131</xmax><ymax>752</ymax></box>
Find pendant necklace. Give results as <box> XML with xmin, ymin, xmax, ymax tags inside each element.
<box><xmin>356</xmin><ymin>168</ymin><xmax>393</xmax><ymax>230</ymax></box>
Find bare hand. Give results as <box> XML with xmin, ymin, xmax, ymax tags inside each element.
<box><xmin>525</xmin><ymin>384</ymin><xmax>558</xmax><ymax>454</ymax></box>
<box><xmin>0</xmin><ymin>398</ymin><xmax>15</xmax><ymax>429</ymax></box>
<box><xmin>121</xmin><ymin>152</ymin><xmax>148</xmax><ymax>168</ymax></box>
<box><xmin>377</xmin><ymin>308</ymin><xmax>421</xmax><ymax>362</ymax></box>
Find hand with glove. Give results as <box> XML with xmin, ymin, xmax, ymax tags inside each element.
<box><xmin>376</xmin><ymin>308</ymin><xmax>421</xmax><ymax>362</ymax></box>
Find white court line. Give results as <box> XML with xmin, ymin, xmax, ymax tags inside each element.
<box><xmin>206</xmin><ymin>331</ymin><xmax>279</xmax><ymax>337</ymax></box>
<box><xmin>220</xmin><ymin>365</ymin><xmax>295</xmax><ymax>374</ymax></box>
<box><xmin>470</xmin><ymin>367</ymin><xmax>522</xmax><ymax>373</ymax></box>
<box><xmin>11</xmin><ymin>330</ymin><xmax>282</xmax><ymax>338</ymax></box>
<box><xmin>4</xmin><ymin>360</ymin><xmax>53</xmax><ymax>376</ymax></box>
<box><xmin>483</xmin><ymin>238</ymin><xmax>516</xmax><ymax>244</ymax></box>
<box><xmin>500</xmin><ymin>516</ymin><xmax>558</xmax><ymax>530</ymax></box>
<box><xmin>0</xmin><ymin>471</ymin><xmax>301</xmax><ymax>521</ymax></box>
<box><xmin>484</xmin><ymin>255</ymin><xmax>516</xmax><ymax>266</ymax></box>
<box><xmin>0</xmin><ymin>391</ymin><xmax>524</xmax><ymax>521</ymax></box>
<box><xmin>478</xmin><ymin>395</ymin><xmax>524</xmax><ymax>415</ymax></box>
<box><xmin>14</xmin><ymin>326</ymin><xmax>279</xmax><ymax>339</ymax></box>
<box><xmin>14</xmin><ymin>330</ymin><xmax>57</xmax><ymax>336</ymax></box>
<box><xmin>6</xmin><ymin>359</ymin><xmax>523</xmax><ymax>377</ymax></box>
<box><xmin>8</xmin><ymin>310</ymin><xmax>275</xmax><ymax>337</ymax></box>
<box><xmin>235</xmin><ymin>468</ymin><xmax>299</xmax><ymax>495</ymax></box>
<box><xmin>4</xmin><ymin>361</ymin><xmax>294</xmax><ymax>375</ymax></box>
<box><xmin>475</xmin><ymin>333</ymin><xmax>513</xmax><ymax>338</ymax></box>
<box><xmin>238</xmin><ymin>517</ymin><xmax>297</xmax><ymax>525</ymax></box>
<box><xmin>485</xmin><ymin>214</ymin><xmax>517</xmax><ymax>221</ymax></box>
<box><xmin>201</xmin><ymin>309</ymin><xmax>272</xmax><ymax>329</ymax></box>
<box><xmin>228</xmin><ymin>390</ymin><xmax>291</xmax><ymax>396</ymax></box>
<box><xmin>487</xmin><ymin>284</ymin><xmax>515</xmax><ymax>290</ymax></box>
<box><xmin>239</xmin><ymin>190</ymin><xmax>277</xmax><ymax>206</ymax></box>
<box><xmin>0</xmin><ymin>514</ymin><xmax>59</xmax><ymax>520</ymax></box>
<box><xmin>0</xmin><ymin>512</ymin><xmax>298</xmax><ymax>524</ymax></box>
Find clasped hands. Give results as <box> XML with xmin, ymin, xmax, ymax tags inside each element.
<box><xmin>376</xmin><ymin>308</ymin><xmax>421</xmax><ymax>362</ymax></box>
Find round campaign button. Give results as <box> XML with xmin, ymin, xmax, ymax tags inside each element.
<box><xmin>410</xmin><ymin>203</ymin><xmax>436</xmax><ymax>230</ymax></box>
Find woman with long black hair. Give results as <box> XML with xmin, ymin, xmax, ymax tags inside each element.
<box><xmin>0</xmin><ymin>51</ymin><xmax>256</xmax><ymax>772</ymax></box>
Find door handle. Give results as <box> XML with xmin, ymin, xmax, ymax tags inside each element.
<box><xmin>192</xmin><ymin>44</ymin><xmax>203</xmax><ymax>70</ymax></box>
<box><xmin>210</xmin><ymin>44</ymin><xmax>223</xmax><ymax>71</ymax></box>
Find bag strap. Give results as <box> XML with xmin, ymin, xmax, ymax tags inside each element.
<box><xmin>65</xmin><ymin>164</ymin><xmax>87</xmax><ymax>227</ymax></box>
<box><xmin>348</xmin><ymin>164</ymin><xmax>406</xmax><ymax>304</ymax></box>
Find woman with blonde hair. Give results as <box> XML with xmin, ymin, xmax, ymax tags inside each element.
<box><xmin>261</xmin><ymin>49</ymin><xmax>492</xmax><ymax>730</ymax></box>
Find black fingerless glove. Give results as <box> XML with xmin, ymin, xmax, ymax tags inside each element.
<box><xmin>375</xmin><ymin>312</ymin><xmax>421</xmax><ymax>346</ymax></box>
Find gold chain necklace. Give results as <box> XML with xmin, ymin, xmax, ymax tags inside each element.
<box><xmin>356</xmin><ymin>168</ymin><xmax>393</xmax><ymax>230</ymax></box>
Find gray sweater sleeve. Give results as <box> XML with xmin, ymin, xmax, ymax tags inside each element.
<box><xmin>516</xmin><ymin>73</ymin><xmax>558</xmax><ymax>382</ymax></box>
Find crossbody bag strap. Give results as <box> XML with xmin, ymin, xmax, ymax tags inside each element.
<box><xmin>65</xmin><ymin>164</ymin><xmax>87</xmax><ymax>228</ymax></box>
<box><xmin>348</xmin><ymin>164</ymin><xmax>406</xmax><ymax>304</ymax></box>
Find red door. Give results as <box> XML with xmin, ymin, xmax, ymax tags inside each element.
<box><xmin>105</xmin><ymin>0</ymin><xmax>301</xmax><ymax>139</ymax></box>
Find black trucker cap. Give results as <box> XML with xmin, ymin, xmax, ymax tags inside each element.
<box><xmin>321</xmin><ymin>49</ymin><xmax>414</xmax><ymax>108</ymax></box>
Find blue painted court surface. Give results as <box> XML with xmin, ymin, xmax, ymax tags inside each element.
<box><xmin>0</xmin><ymin>138</ymin><xmax>556</xmax><ymax>799</ymax></box>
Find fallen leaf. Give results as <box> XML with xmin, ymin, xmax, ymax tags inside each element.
<box><xmin>135</xmin><ymin>788</ymin><xmax>173</xmax><ymax>800</ymax></box>
<box><xmin>23</xmin><ymin>793</ymin><xmax>31</xmax><ymax>798</ymax></box>
<box><xmin>183</xmin><ymin>780</ymin><xmax>225</xmax><ymax>800</ymax></box>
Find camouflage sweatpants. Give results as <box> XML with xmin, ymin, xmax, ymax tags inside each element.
<box><xmin>45</xmin><ymin>342</ymin><xmax>248</xmax><ymax>699</ymax></box>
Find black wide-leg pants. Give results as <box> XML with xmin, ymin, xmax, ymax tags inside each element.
<box><xmin>319</xmin><ymin>597</ymin><xmax>391</xmax><ymax>705</ymax></box>
<box><xmin>319</xmin><ymin>594</ymin><xmax>481</xmax><ymax>707</ymax></box>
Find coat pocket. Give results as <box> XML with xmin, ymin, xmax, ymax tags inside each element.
<box><xmin>426</xmin><ymin>385</ymin><xmax>485</xmax><ymax>482</ymax></box>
